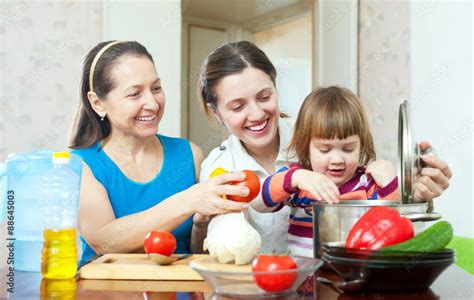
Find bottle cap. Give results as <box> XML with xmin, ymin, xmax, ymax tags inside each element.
<box><xmin>52</xmin><ymin>152</ymin><xmax>71</xmax><ymax>164</ymax></box>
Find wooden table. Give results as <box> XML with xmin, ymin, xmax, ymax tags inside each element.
<box><xmin>2</xmin><ymin>264</ymin><xmax>473</xmax><ymax>299</ymax></box>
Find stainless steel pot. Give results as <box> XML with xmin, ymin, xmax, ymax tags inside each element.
<box><xmin>312</xmin><ymin>201</ymin><xmax>441</xmax><ymax>258</ymax></box>
<box><xmin>310</xmin><ymin>101</ymin><xmax>444</xmax><ymax>258</ymax></box>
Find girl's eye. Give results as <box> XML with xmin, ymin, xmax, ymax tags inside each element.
<box><xmin>343</xmin><ymin>148</ymin><xmax>355</xmax><ymax>153</ymax></box>
<box><xmin>319</xmin><ymin>149</ymin><xmax>330</xmax><ymax>153</ymax></box>
<box><xmin>259</xmin><ymin>95</ymin><xmax>271</xmax><ymax>101</ymax></box>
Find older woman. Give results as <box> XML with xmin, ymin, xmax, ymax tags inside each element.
<box><xmin>195</xmin><ymin>41</ymin><xmax>452</xmax><ymax>253</ymax></box>
<box><xmin>70</xmin><ymin>41</ymin><xmax>250</xmax><ymax>266</ymax></box>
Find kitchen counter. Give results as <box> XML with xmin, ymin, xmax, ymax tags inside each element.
<box><xmin>2</xmin><ymin>264</ymin><xmax>472</xmax><ymax>299</ymax></box>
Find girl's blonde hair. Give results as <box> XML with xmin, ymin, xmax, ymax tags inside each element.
<box><xmin>288</xmin><ymin>86</ymin><xmax>376</xmax><ymax>169</ymax></box>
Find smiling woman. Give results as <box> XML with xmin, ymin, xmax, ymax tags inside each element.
<box><xmin>69</xmin><ymin>41</ymin><xmax>251</xmax><ymax>267</ymax></box>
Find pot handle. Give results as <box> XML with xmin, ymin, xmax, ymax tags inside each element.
<box><xmin>403</xmin><ymin>212</ymin><xmax>442</xmax><ymax>222</ymax></box>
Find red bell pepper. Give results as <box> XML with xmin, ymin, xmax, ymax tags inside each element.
<box><xmin>345</xmin><ymin>206</ymin><xmax>414</xmax><ymax>250</ymax></box>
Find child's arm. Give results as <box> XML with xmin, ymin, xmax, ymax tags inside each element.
<box><xmin>251</xmin><ymin>167</ymin><xmax>293</xmax><ymax>213</ymax></box>
<box><xmin>251</xmin><ymin>166</ymin><xmax>340</xmax><ymax>212</ymax></box>
<box><xmin>365</xmin><ymin>160</ymin><xmax>400</xmax><ymax>200</ymax></box>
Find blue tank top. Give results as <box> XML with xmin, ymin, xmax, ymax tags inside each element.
<box><xmin>72</xmin><ymin>134</ymin><xmax>195</xmax><ymax>266</ymax></box>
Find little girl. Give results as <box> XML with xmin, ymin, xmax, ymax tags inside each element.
<box><xmin>252</xmin><ymin>86</ymin><xmax>399</xmax><ymax>257</ymax></box>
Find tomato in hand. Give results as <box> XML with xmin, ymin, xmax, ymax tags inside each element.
<box><xmin>144</xmin><ymin>231</ymin><xmax>177</xmax><ymax>256</ymax></box>
<box><xmin>227</xmin><ymin>170</ymin><xmax>260</xmax><ymax>203</ymax></box>
<box><xmin>252</xmin><ymin>255</ymin><xmax>298</xmax><ymax>292</ymax></box>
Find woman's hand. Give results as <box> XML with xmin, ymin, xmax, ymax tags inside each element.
<box><xmin>292</xmin><ymin>169</ymin><xmax>340</xmax><ymax>204</ymax></box>
<box><xmin>413</xmin><ymin>141</ymin><xmax>452</xmax><ymax>202</ymax></box>
<box><xmin>183</xmin><ymin>172</ymin><xmax>250</xmax><ymax>215</ymax></box>
<box><xmin>366</xmin><ymin>160</ymin><xmax>397</xmax><ymax>188</ymax></box>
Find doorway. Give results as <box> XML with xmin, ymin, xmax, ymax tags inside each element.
<box><xmin>182</xmin><ymin>0</ymin><xmax>314</xmax><ymax>156</ymax></box>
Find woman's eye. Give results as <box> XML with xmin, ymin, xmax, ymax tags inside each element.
<box><xmin>152</xmin><ymin>87</ymin><xmax>162</xmax><ymax>93</ymax></box>
<box><xmin>319</xmin><ymin>149</ymin><xmax>330</xmax><ymax>153</ymax></box>
<box><xmin>259</xmin><ymin>96</ymin><xmax>271</xmax><ymax>101</ymax></box>
<box><xmin>343</xmin><ymin>148</ymin><xmax>354</xmax><ymax>153</ymax></box>
<box><xmin>231</xmin><ymin>105</ymin><xmax>243</xmax><ymax>111</ymax></box>
<box><xmin>128</xmin><ymin>92</ymin><xmax>139</xmax><ymax>98</ymax></box>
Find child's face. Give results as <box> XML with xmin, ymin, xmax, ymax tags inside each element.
<box><xmin>309</xmin><ymin>135</ymin><xmax>361</xmax><ymax>187</ymax></box>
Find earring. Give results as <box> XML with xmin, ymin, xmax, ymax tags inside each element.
<box><xmin>100</xmin><ymin>114</ymin><xmax>106</xmax><ymax>121</ymax></box>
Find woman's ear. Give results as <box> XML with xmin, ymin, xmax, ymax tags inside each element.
<box><xmin>87</xmin><ymin>91</ymin><xmax>106</xmax><ymax>118</ymax></box>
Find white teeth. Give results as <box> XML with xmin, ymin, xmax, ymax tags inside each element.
<box><xmin>247</xmin><ymin>119</ymin><xmax>268</xmax><ymax>131</ymax></box>
<box><xmin>136</xmin><ymin>115</ymin><xmax>155</xmax><ymax>122</ymax></box>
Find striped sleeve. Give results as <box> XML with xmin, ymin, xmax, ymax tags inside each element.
<box><xmin>262</xmin><ymin>168</ymin><xmax>291</xmax><ymax>208</ymax></box>
<box><xmin>367</xmin><ymin>177</ymin><xmax>400</xmax><ymax>200</ymax></box>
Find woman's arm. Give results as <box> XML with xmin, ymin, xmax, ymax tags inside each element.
<box><xmin>189</xmin><ymin>142</ymin><xmax>210</xmax><ymax>254</ymax></box>
<box><xmin>78</xmin><ymin>164</ymin><xmax>193</xmax><ymax>254</ymax></box>
<box><xmin>79</xmin><ymin>159</ymin><xmax>250</xmax><ymax>255</ymax></box>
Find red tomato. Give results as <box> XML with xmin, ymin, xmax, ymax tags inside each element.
<box><xmin>252</xmin><ymin>255</ymin><xmax>298</xmax><ymax>292</ymax></box>
<box><xmin>143</xmin><ymin>231</ymin><xmax>177</xmax><ymax>256</ymax></box>
<box><xmin>227</xmin><ymin>170</ymin><xmax>261</xmax><ymax>203</ymax></box>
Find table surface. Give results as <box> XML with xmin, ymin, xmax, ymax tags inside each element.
<box><xmin>2</xmin><ymin>264</ymin><xmax>473</xmax><ymax>300</ymax></box>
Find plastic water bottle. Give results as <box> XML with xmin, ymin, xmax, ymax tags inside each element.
<box><xmin>41</xmin><ymin>152</ymin><xmax>80</xmax><ymax>279</ymax></box>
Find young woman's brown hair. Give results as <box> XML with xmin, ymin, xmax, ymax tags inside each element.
<box><xmin>198</xmin><ymin>41</ymin><xmax>278</xmax><ymax>120</ymax></box>
<box><xmin>69</xmin><ymin>41</ymin><xmax>153</xmax><ymax>149</ymax></box>
<box><xmin>288</xmin><ymin>86</ymin><xmax>376</xmax><ymax>169</ymax></box>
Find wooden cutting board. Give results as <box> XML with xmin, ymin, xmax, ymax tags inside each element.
<box><xmin>79</xmin><ymin>254</ymin><xmax>207</xmax><ymax>281</ymax></box>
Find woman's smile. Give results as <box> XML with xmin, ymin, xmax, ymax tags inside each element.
<box><xmin>135</xmin><ymin>114</ymin><xmax>157</xmax><ymax>125</ymax></box>
<box><xmin>245</xmin><ymin>118</ymin><xmax>269</xmax><ymax>133</ymax></box>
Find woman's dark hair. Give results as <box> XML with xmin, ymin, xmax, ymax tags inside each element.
<box><xmin>70</xmin><ymin>40</ymin><xmax>153</xmax><ymax>149</ymax></box>
<box><xmin>198</xmin><ymin>41</ymin><xmax>277</xmax><ymax>120</ymax></box>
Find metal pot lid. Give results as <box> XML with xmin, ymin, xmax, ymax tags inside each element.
<box><xmin>398</xmin><ymin>101</ymin><xmax>413</xmax><ymax>204</ymax></box>
<box><xmin>398</xmin><ymin>101</ymin><xmax>433</xmax><ymax>204</ymax></box>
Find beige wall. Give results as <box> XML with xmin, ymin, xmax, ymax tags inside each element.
<box><xmin>0</xmin><ymin>1</ymin><xmax>103</xmax><ymax>161</ymax></box>
<box><xmin>358</xmin><ymin>0</ymin><xmax>411</xmax><ymax>164</ymax></box>
<box><xmin>0</xmin><ymin>0</ymin><xmax>182</xmax><ymax>161</ymax></box>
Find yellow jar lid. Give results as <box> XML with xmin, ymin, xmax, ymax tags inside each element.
<box><xmin>53</xmin><ymin>152</ymin><xmax>71</xmax><ymax>159</ymax></box>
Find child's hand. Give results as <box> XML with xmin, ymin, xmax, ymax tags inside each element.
<box><xmin>292</xmin><ymin>169</ymin><xmax>340</xmax><ymax>203</ymax></box>
<box><xmin>365</xmin><ymin>160</ymin><xmax>397</xmax><ymax>188</ymax></box>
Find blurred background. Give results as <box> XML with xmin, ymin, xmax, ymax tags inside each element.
<box><xmin>0</xmin><ymin>0</ymin><xmax>472</xmax><ymax>242</ymax></box>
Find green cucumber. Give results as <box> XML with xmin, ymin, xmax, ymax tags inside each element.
<box><xmin>380</xmin><ymin>221</ymin><xmax>453</xmax><ymax>252</ymax></box>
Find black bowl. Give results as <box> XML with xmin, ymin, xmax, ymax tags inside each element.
<box><xmin>322</xmin><ymin>242</ymin><xmax>455</xmax><ymax>262</ymax></box>
<box><xmin>322</xmin><ymin>253</ymin><xmax>454</xmax><ymax>291</ymax></box>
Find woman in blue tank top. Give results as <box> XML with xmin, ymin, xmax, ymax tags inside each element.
<box><xmin>69</xmin><ymin>41</ymin><xmax>250</xmax><ymax>267</ymax></box>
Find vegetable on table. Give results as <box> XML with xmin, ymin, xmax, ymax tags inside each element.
<box><xmin>380</xmin><ymin>221</ymin><xmax>453</xmax><ymax>252</ymax></box>
<box><xmin>252</xmin><ymin>255</ymin><xmax>297</xmax><ymax>292</ymax></box>
<box><xmin>203</xmin><ymin>168</ymin><xmax>262</xmax><ymax>265</ymax></box>
<box><xmin>345</xmin><ymin>206</ymin><xmax>414</xmax><ymax>250</ymax></box>
<box><xmin>144</xmin><ymin>231</ymin><xmax>177</xmax><ymax>256</ymax></box>
<box><xmin>203</xmin><ymin>212</ymin><xmax>261</xmax><ymax>265</ymax></box>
